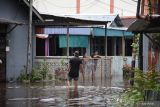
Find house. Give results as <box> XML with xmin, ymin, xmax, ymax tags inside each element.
<box><xmin>0</xmin><ymin>0</ymin><xmax>135</xmax><ymax>82</ymax></box>
<box><xmin>128</xmin><ymin>0</ymin><xmax>160</xmax><ymax>71</ymax></box>
<box><xmin>34</xmin><ymin>14</ymin><xmax>134</xmax><ymax>81</ymax></box>
<box><xmin>0</xmin><ymin>0</ymin><xmax>43</xmax><ymax>82</ymax></box>
<box><xmin>35</xmin><ymin>14</ymin><xmax>134</xmax><ymax>57</ymax></box>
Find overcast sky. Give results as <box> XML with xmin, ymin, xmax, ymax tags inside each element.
<box><xmin>33</xmin><ymin>0</ymin><xmax>137</xmax><ymax>16</ymax></box>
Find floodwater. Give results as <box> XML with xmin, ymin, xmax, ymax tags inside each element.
<box><xmin>0</xmin><ymin>75</ymin><xmax>128</xmax><ymax>107</ymax></box>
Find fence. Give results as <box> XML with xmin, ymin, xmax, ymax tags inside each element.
<box><xmin>34</xmin><ymin>57</ymin><xmax>112</xmax><ymax>81</ymax></box>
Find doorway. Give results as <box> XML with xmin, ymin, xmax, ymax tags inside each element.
<box><xmin>0</xmin><ymin>34</ymin><xmax>6</xmax><ymax>82</ymax></box>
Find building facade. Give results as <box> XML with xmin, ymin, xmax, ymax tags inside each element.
<box><xmin>128</xmin><ymin>0</ymin><xmax>160</xmax><ymax>71</ymax></box>
<box><xmin>0</xmin><ymin>0</ymin><xmax>43</xmax><ymax>82</ymax></box>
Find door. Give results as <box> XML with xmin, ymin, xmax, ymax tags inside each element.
<box><xmin>0</xmin><ymin>34</ymin><xmax>6</xmax><ymax>82</ymax></box>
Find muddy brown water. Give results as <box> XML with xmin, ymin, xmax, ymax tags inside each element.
<box><xmin>0</xmin><ymin>75</ymin><xmax>128</xmax><ymax>107</ymax></box>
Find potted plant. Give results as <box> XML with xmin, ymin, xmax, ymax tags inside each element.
<box><xmin>122</xmin><ymin>64</ymin><xmax>132</xmax><ymax>79</ymax></box>
<box><xmin>55</xmin><ymin>59</ymin><xmax>68</xmax><ymax>80</ymax></box>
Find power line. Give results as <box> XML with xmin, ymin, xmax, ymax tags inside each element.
<box><xmin>80</xmin><ymin>0</ymin><xmax>100</xmax><ymax>12</ymax></box>
<box><xmin>120</xmin><ymin>0</ymin><xmax>137</xmax><ymax>7</ymax></box>
<box><xmin>34</xmin><ymin>0</ymin><xmax>136</xmax><ymax>14</ymax></box>
<box><xmin>96</xmin><ymin>0</ymin><xmax>136</xmax><ymax>14</ymax></box>
<box><xmin>36</xmin><ymin>0</ymin><xmax>97</xmax><ymax>8</ymax></box>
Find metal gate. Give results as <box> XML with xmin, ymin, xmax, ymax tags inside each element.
<box><xmin>0</xmin><ymin>34</ymin><xmax>6</xmax><ymax>82</ymax></box>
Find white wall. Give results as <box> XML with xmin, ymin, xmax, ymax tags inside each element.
<box><xmin>33</xmin><ymin>0</ymin><xmax>137</xmax><ymax>16</ymax></box>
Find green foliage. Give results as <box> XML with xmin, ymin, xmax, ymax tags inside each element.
<box><xmin>60</xmin><ymin>58</ymin><xmax>67</xmax><ymax>70</ymax></box>
<box><xmin>30</xmin><ymin>67</ymin><xmax>43</xmax><ymax>82</ymax></box>
<box><xmin>119</xmin><ymin>69</ymin><xmax>160</xmax><ymax>106</ymax></box>
<box><xmin>119</xmin><ymin>88</ymin><xmax>144</xmax><ymax>107</ymax></box>
<box><xmin>39</xmin><ymin>61</ymin><xmax>48</xmax><ymax>80</ymax></box>
<box><xmin>148</xmin><ymin>0</ymin><xmax>152</xmax><ymax>15</ymax></box>
<box><xmin>19</xmin><ymin>72</ymin><xmax>30</xmax><ymax>81</ymax></box>
<box><xmin>48</xmin><ymin>74</ymin><xmax>53</xmax><ymax>80</ymax></box>
<box><xmin>134</xmin><ymin>69</ymin><xmax>160</xmax><ymax>92</ymax></box>
<box><xmin>19</xmin><ymin>63</ymin><xmax>53</xmax><ymax>83</ymax></box>
<box><xmin>131</xmin><ymin>34</ymin><xmax>140</xmax><ymax>56</ymax></box>
<box><xmin>60</xmin><ymin>59</ymin><xmax>65</xmax><ymax>66</ymax></box>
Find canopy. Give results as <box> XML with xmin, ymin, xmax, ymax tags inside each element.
<box><xmin>93</xmin><ymin>28</ymin><xmax>134</xmax><ymax>37</ymax></box>
<box><xmin>59</xmin><ymin>35</ymin><xmax>88</xmax><ymax>48</ymax></box>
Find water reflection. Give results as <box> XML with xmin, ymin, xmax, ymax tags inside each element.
<box><xmin>67</xmin><ymin>88</ymin><xmax>79</xmax><ymax>107</ymax></box>
<box><xmin>0</xmin><ymin>83</ymin><xmax>6</xmax><ymax>107</ymax></box>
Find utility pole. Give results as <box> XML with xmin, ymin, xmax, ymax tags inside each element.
<box><xmin>67</xmin><ymin>24</ymin><xmax>69</xmax><ymax>58</ymax></box>
<box><xmin>26</xmin><ymin>0</ymin><xmax>33</xmax><ymax>74</ymax></box>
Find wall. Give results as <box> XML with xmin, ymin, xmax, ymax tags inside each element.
<box><xmin>34</xmin><ymin>0</ymin><xmax>137</xmax><ymax>16</ymax></box>
<box><xmin>0</xmin><ymin>0</ymin><xmax>29</xmax><ymax>81</ymax></box>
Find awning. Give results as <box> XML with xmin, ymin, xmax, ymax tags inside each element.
<box><xmin>44</xmin><ymin>27</ymin><xmax>91</xmax><ymax>35</ymax></box>
<box><xmin>127</xmin><ymin>18</ymin><xmax>160</xmax><ymax>33</ymax></box>
<box><xmin>93</xmin><ymin>28</ymin><xmax>134</xmax><ymax>37</ymax></box>
<box><xmin>59</xmin><ymin>35</ymin><xmax>88</xmax><ymax>48</ymax></box>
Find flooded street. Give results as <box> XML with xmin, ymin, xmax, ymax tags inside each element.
<box><xmin>0</xmin><ymin>75</ymin><xmax>127</xmax><ymax>107</ymax></box>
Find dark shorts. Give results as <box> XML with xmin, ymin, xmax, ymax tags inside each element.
<box><xmin>68</xmin><ymin>76</ymin><xmax>78</xmax><ymax>81</ymax></box>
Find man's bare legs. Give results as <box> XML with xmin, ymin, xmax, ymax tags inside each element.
<box><xmin>74</xmin><ymin>80</ymin><xmax>78</xmax><ymax>90</ymax></box>
<box><xmin>67</xmin><ymin>80</ymin><xmax>78</xmax><ymax>90</ymax></box>
<box><xmin>67</xmin><ymin>80</ymin><xmax>71</xmax><ymax>88</ymax></box>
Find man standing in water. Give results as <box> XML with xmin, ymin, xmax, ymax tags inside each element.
<box><xmin>67</xmin><ymin>51</ymin><xmax>84</xmax><ymax>89</ymax></box>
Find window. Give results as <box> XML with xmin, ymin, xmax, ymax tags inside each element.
<box><xmin>107</xmin><ymin>37</ymin><xmax>123</xmax><ymax>56</ymax></box>
<box><xmin>91</xmin><ymin>37</ymin><xmax>123</xmax><ymax>56</ymax></box>
<box><xmin>36</xmin><ymin>35</ymin><xmax>87</xmax><ymax>56</ymax></box>
<box><xmin>116</xmin><ymin>37</ymin><xmax>122</xmax><ymax>56</ymax></box>
<box><xmin>91</xmin><ymin>37</ymin><xmax>105</xmax><ymax>55</ymax></box>
<box><xmin>125</xmin><ymin>38</ymin><xmax>133</xmax><ymax>56</ymax></box>
<box><xmin>107</xmin><ymin>37</ymin><xmax>114</xmax><ymax>56</ymax></box>
<box><xmin>36</xmin><ymin>38</ymin><xmax>45</xmax><ymax>56</ymax></box>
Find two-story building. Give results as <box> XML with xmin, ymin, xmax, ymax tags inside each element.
<box><xmin>128</xmin><ymin>0</ymin><xmax>160</xmax><ymax>71</ymax></box>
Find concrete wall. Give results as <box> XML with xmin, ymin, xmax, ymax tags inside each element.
<box><xmin>0</xmin><ymin>0</ymin><xmax>30</xmax><ymax>81</ymax></box>
<box><xmin>35</xmin><ymin>56</ymin><xmax>133</xmax><ymax>86</ymax></box>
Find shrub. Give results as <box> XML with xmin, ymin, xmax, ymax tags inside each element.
<box><xmin>119</xmin><ymin>69</ymin><xmax>160</xmax><ymax>106</ymax></box>
<box><xmin>19</xmin><ymin>63</ymin><xmax>53</xmax><ymax>83</ymax></box>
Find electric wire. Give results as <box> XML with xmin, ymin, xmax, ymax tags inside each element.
<box><xmin>34</xmin><ymin>0</ymin><xmax>96</xmax><ymax>8</ymax></box>
<box><xmin>120</xmin><ymin>0</ymin><xmax>137</xmax><ymax>7</ymax></box>
<box><xmin>34</xmin><ymin>0</ymin><xmax>136</xmax><ymax>14</ymax></box>
<box><xmin>96</xmin><ymin>0</ymin><xmax>136</xmax><ymax>14</ymax></box>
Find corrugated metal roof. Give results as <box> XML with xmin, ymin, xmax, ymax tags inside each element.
<box><xmin>63</xmin><ymin>14</ymin><xmax>119</xmax><ymax>27</ymax></box>
<box><xmin>36</xmin><ymin>14</ymin><xmax>110</xmax><ymax>26</ymax></box>
<box><xmin>63</xmin><ymin>14</ymin><xmax>117</xmax><ymax>22</ymax></box>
